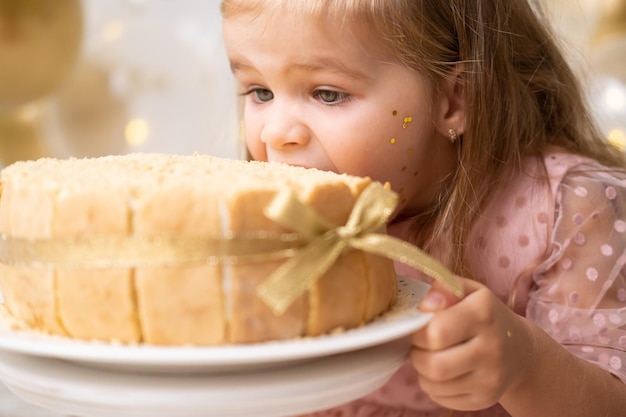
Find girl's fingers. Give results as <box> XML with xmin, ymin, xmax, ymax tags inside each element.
<box><xmin>412</xmin><ymin>285</ymin><xmax>490</xmax><ymax>350</ymax></box>
<box><xmin>419</xmin><ymin>279</ymin><xmax>463</xmax><ymax>312</ymax></box>
<box><xmin>418</xmin><ymin>377</ymin><xmax>500</xmax><ymax>412</ymax></box>
<box><xmin>410</xmin><ymin>338</ymin><xmax>478</xmax><ymax>381</ymax></box>
<box><xmin>413</xmin><ymin>279</ymin><xmax>494</xmax><ymax>350</ymax></box>
<box><xmin>410</xmin><ymin>279</ymin><xmax>530</xmax><ymax>412</ymax></box>
<box><xmin>419</xmin><ymin>277</ymin><xmax>484</xmax><ymax>312</ymax></box>
<box><xmin>413</xmin><ymin>339</ymin><xmax>508</xmax><ymax>411</ymax></box>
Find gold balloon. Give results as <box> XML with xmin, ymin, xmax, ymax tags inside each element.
<box><xmin>0</xmin><ymin>0</ymin><xmax>83</xmax><ymax>108</ymax></box>
<box><xmin>0</xmin><ymin>106</ymin><xmax>48</xmax><ymax>166</ymax></box>
<box><xmin>592</xmin><ymin>0</ymin><xmax>626</xmax><ymax>45</ymax></box>
<box><xmin>52</xmin><ymin>60</ymin><xmax>129</xmax><ymax>157</ymax></box>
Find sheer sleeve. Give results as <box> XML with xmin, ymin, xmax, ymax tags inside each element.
<box><xmin>527</xmin><ymin>166</ymin><xmax>626</xmax><ymax>382</ymax></box>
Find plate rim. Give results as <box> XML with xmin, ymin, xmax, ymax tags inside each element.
<box><xmin>0</xmin><ymin>277</ymin><xmax>431</xmax><ymax>371</ymax></box>
<box><xmin>0</xmin><ymin>338</ymin><xmax>410</xmax><ymax>417</ymax></box>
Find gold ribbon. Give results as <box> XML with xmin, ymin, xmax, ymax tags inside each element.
<box><xmin>258</xmin><ymin>183</ymin><xmax>463</xmax><ymax>315</ymax></box>
<box><xmin>0</xmin><ymin>182</ymin><xmax>462</xmax><ymax>315</ymax></box>
<box><xmin>0</xmin><ymin>232</ymin><xmax>306</xmax><ymax>269</ymax></box>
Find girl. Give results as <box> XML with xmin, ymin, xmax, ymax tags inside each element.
<box><xmin>220</xmin><ymin>1</ymin><xmax>626</xmax><ymax>416</ymax></box>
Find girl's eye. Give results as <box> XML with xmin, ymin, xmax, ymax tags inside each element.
<box><xmin>316</xmin><ymin>89</ymin><xmax>349</xmax><ymax>104</ymax></box>
<box><xmin>242</xmin><ymin>88</ymin><xmax>274</xmax><ymax>102</ymax></box>
<box><xmin>254</xmin><ymin>89</ymin><xmax>274</xmax><ymax>102</ymax></box>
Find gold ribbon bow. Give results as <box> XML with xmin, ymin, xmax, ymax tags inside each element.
<box><xmin>0</xmin><ymin>182</ymin><xmax>462</xmax><ymax>316</ymax></box>
<box><xmin>258</xmin><ymin>182</ymin><xmax>463</xmax><ymax>315</ymax></box>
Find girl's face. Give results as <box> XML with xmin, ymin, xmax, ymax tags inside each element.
<box><xmin>223</xmin><ymin>9</ymin><xmax>457</xmax><ymax>214</ymax></box>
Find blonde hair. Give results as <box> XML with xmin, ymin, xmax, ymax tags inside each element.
<box><xmin>221</xmin><ymin>0</ymin><xmax>626</xmax><ymax>275</ymax></box>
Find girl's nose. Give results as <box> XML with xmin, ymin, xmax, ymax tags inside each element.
<box><xmin>260</xmin><ymin>105</ymin><xmax>311</xmax><ymax>149</ymax></box>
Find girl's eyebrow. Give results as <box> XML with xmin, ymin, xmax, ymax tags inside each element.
<box><xmin>230</xmin><ymin>58</ymin><xmax>372</xmax><ymax>81</ymax></box>
<box><xmin>229</xmin><ymin>61</ymin><xmax>253</xmax><ymax>73</ymax></box>
<box><xmin>291</xmin><ymin>59</ymin><xmax>372</xmax><ymax>81</ymax></box>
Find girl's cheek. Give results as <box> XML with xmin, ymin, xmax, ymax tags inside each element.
<box><xmin>381</xmin><ymin>112</ymin><xmax>422</xmax><ymax>202</ymax></box>
<box><xmin>244</xmin><ymin>129</ymin><xmax>266</xmax><ymax>161</ymax></box>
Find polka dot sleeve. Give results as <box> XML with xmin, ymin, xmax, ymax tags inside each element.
<box><xmin>527</xmin><ymin>167</ymin><xmax>626</xmax><ymax>382</ymax></box>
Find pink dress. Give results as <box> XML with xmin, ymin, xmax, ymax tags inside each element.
<box><xmin>302</xmin><ymin>149</ymin><xmax>626</xmax><ymax>417</ymax></box>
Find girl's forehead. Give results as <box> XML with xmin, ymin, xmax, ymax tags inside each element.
<box><xmin>221</xmin><ymin>0</ymin><xmax>387</xmax><ymax>39</ymax></box>
<box><xmin>223</xmin><ymin>4</ymin><xmax>394</xmax><ymax>63</ymax></box>
<box><xmin>221</xmin><ymin>0</ymin><xmax>364</xmax><ymax>19</ymax></box>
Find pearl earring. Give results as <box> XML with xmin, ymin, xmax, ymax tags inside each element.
<box><xmin>448</xmin><ymin>128</ymin><xmax>458</xmax><ymax>144</ymax></box>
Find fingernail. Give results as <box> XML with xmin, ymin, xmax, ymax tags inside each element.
<box><xmin>421</xmin><ymin>292</ymin><xmax>446</xmax><ymax>310</ymax></box>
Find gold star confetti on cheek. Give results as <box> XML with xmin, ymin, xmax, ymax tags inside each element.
<box><xmin>403</xmin><ymin>116</ymin><xmax>413</xmax><ymax>129</ymax></box>
<box><xmin>390</xmin><ymin>138</ymin><xmax>396</xmax><ymax>144</ymax></box>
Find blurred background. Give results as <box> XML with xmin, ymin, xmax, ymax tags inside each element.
<box><xmin>0</xmin><ymin>0</ymin><xmax>241</xmax><ymax>168</ymax></box>
<box><xmin>0</xmin><ymin>1</ymin><xmax>623</xmax><ymax>415</ymax></box>
<box><xmin>0</xmin><ymin>0</ymin><xmax>624</xmax><ymax>168</ymax></box>
<box><xmin>545</xmin><ymin>0</ymin><xmax>626</xmax><ymax>152</ymax></box>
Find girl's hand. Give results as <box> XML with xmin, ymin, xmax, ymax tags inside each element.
<box><xmin>410</xmin><ymin>278</ymin><xmax>533</xmax><ymax>411</ymax></box>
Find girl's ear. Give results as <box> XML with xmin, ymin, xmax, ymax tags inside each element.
<box><xmin>434</xmin><ymin>66</ymin><xmax>466</xmax><ymax>138</ymax></box>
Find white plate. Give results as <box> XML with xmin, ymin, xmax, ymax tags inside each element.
<box><xmin>0</xmin><ymin>338</ymin><xmax>410</xmax><ymax>417</ymax></box>
<box><xmin>0</xmin><ymin>277</ymin><xmax>431</xmax><ymax>373</ymax></box>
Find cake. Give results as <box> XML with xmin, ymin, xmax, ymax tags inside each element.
<box><xmin>0</xmin><ymin>153</ymin><xmax>398</xmax><ymax>345</ymax></box>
